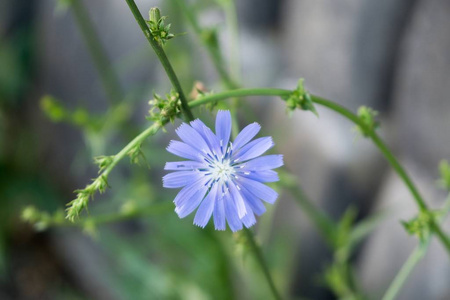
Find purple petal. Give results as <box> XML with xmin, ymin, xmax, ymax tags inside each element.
<box><xmin>190</xmin><ymin>119</ymin><xmax>221</xmax><ymax>155</ymax></box>
<box><xmin>213</xmin><ymin>196</ymin><xmax>226</xmax><ymax>231</ymax></box>
<box><xmin>175</xmin><ymin>186</ymin><xmax>208</xmax><ymax>218</ymax></box>
<box><xmin>190</xmin><ymin>119</ymin><xmax>209</xmax><ymax>141</ymax></box>
<box><xmin>240</xmin><ymin>185</ymin><xmax>267</xmax><ymax>216</ymax></box>
<box><xmin>194</xmin><ymin>184</ymin><xmax>219</xmax><ymax>228</ymax></box>
<box><xmin>242</xmin><ymin>155</ymin><xmax>283</xmax><ymax>171</ymax></box>
<box><xmin>176</xmin><ymin>123</ymin><xmax>210</xmax><ymax>153</ymax></box>
<box><xmin>228</xmin><ymin>182</ymin><xmax>247</xmax><ymax>218</ymax></box>
<box><xmin>241</xmin><ymin>202</ymin><xmax>256</xmax><ymax>228</ymax></box>
<box><xmin>224</xmin><ymin>194</ymin><xmax>243</xmax><ymax>232</ymax></box>
<box><xmin>234</xmin><ymin>137</ymin><xmax>274</xmax><ymax>162</ymax></box>
<box><xmin>173</xmin><ymin>177</ymin><xmax>208</xmax><ymax>207</ymax></box>
<box><xmin>232</xmin><ymin>122</ymin><xmax>261</xmax><ymax>151</ymax></box>
<box><xmin>167</xmin><ymin>140</ymin><xmax>202</xmax><ymax>162</ymax></box>
<box><xmin>239</xmin><ymin>170</ymin><xmax>279</xmax><ymax>183</ymax></box>
<box><xmin>237</xmin><ymin>177</ymin><xmax>278</xmax><ymax>204</ymax></box>
<box><xmin>215</xmin><ymin>110</ymin><xmax>232</xmax><ymax>154</ymax></box>
<box><xmin>164</xmin><ymin>161</ymin><xmax>205</xmax><ymax>171</ymax></box>
<box><xmin>162</xmin><ymin>171</ymin><xmax>202</xmax><ymax>188</ymax></box>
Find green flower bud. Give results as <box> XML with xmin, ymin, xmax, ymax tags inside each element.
<box><xmin>149</xmin><ymin>7</ymin><xmax>161</xmax><ymax>24</ymax></box>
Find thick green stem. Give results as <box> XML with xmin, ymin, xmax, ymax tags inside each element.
<box><xmin>243</xmin><ymin>228</ymin><xmax>282</xmax><ymax>300</ymax></box>
<box><xmin>70</xmin><ymin>0</ymin><xmax>123</xmax><ymax>105</ymax></box>
<box><xmin>123</xmin><ymin>0</ymin><xmax>194</xmax><ymax>121</ymax></box>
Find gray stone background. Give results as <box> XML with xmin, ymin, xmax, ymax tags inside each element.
<box><xmin>1</xmin><ymin>0</ymin><xmax>450</xmax><ymax>299</ymax></box>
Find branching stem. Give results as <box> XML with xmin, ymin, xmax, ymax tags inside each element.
<box><xmin>188</xmin><ymin>88</ymin><xmax>450</xmax><ymax>253</ymax></box>
<box><xmin>124</xmin><ymin>0</ymin><xmax>194</xmax><ymax>121</ymax></box>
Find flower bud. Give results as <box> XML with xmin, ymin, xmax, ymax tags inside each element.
<box><xmin>149</xmin><ymin>7</ymin><xmax>161</xmax><ymax>24</ymax></box>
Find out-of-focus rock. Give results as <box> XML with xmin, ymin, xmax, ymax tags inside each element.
<box><xmin>392</xmin><ymin>0</ymin><xmax>450</xmax><ymax>170</ymax></box>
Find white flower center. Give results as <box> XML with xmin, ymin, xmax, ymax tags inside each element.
<box><xmin>211</xmin><ymin>159</ymin><xmax>235</xmax><ymax>182</ymax></box>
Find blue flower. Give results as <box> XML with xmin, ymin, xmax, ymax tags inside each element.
<box><xmin>163</xmin><ymin>110</ymin><xmax>283</xmax><ymax>231</ymax></box>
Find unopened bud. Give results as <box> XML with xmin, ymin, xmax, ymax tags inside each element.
<box><xmin>149</xmin><ymin>7</ymin><xmax>161</xmax><ymax>24</ymax></box>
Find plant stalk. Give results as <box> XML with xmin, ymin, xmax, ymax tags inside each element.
<box><xmin>243</xmin><ymin>228</ymin><xmax>282</xmax><ymax>300</ymax></box>
<box><xmin>123</xmin><ymin>0</ymin><xmax>194</xmax><ymax>121</ymax></box>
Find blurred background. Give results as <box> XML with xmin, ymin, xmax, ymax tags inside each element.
<box><xmin>1</xmin><ymin>0</ymin><xmax>450</xmax><ymax>299</ymax></box>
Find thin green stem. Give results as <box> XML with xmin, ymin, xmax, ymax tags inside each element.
<box><xmin>189</xmin><ymin>88</ymin><xmax>289</xmax><ymax>107</ymax></box>
<box><xmin>382</xmin><ymin>244</ymin><xmax>426</xmax><ymax>300</ymax></box>
<box><xmin>243</xmin><ymin>228</ymin><xmax>282</xmax><ymax>300</ymax></box>
<box><xmin>278</xmin><ymin>174</ymin><xmax>336</xmax><ymax>244</ymax></box>
<box><xmin>187</xmin><ymin>88</ymin><xmax>450</xmax><ymax>253</ymax></box>
<box><xmin>58</xmin><ymin>202</ymin><xmax>173</xmax><ymax>228</ymax></box>
<box><xmin>312</xmin><ymin>96</ymin><xmax>450</xmax><ymax>253</ymax></box>
<box><xmin>69</xmin><ymin>0</ymin><xmax>123</xmax><ymax>105</ymax></box>
<box><xmin>123</xmin><ymin>0</ymin><xmax>194</xmax><ymax>121</ymax></box>
<box><xmin>65</xmin><ymin>122</ymin><xmax>163</xmax><ymax>219</ymax></box>
<box><xmin>102</xmin><ymin>122</ymin><xmax>162</xmax><ymax>177</ymax></box>
<box><xmin>172</xmin><ymin>0</ymin><xmax>238</xmax><ymax>89</ymax></box>
<box><xmin>382</xmin><ymin>195</ymin><xmax>450</xmax><ymax>300</ymax></box>
<box><xmin>223</xmin><ymin>0</ymin><xmax>241</xmax><ymax>82</ymax></box>
<box><xmin>311</xmin><ymin>97</ymin><xmax>426</xmax><ymax>208</ymax></box>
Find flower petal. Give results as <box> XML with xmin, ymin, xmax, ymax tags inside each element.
<box><xmin>213</xmin><ymin>196</ymin><xmax>226</xmax><ymax>231</ymax></box>
<box><xmin>176</xmin><ymin>123</ymin><xmax>210</xmax><ymax>153</ymax></box>
<box><xmin>163</xmin><ymin>171</ymin><xmax>202</xmax><ymax>188</ymax></box>
<box><xmin>234</xmin><ymin>137</ymin><xmax>274</xmax><ymax>162</ymax></box>
<box><xmin>194</xmin><ymin>184</ymin><xmax>219</xmax><ymax>228</ymax></box>
<box><xmin>239</xmin><ymin>170</ymin><xmax>279</xmax><ymax>183</ymax></box>
<box><xmin>232</xmin><ymin>122</ymin><xmax>261</xmax><ymax>151</ymax></box>
<box><xmin>173</xmin><ymin>177</ymin><xmax>208</xmax><ymax>207</ymax></box>
<box><xmin>237</xmin><ymin>177</ymin><xmax>278</xmax><ymax>204</ymax></box>
<box><xmin>215</xmin><ymin>110</ymin><xmax>232</xmax><ymax>154</ymax></box>
<box><xmin>228</xmin><ymin>182</ymin><xmax>247</xmax><ymax>218</ymax></box>
<box><xmin>224</xmin><ymin>194</ymin><xmax>243</xmax><ymax>232</ymax></box>
<box><xmin>164</xmin><ymin>161</ymin><xmax>205</xmax><ymax>171</ymax></box>
<box><xmin>242</xmin><ymin>155</ymin><xmax>283</xmax><ymax>171</ymax></box>
<box><xmin>239</xmin><ymin>185</ymin><xmax>267</xmax><ymax>216</ymax></box>
<box><xmin>190</xmin><ymin>119</ymin><xmax>221</xmax><ymax>155</ymax></box>
<box><xmin>241</xmin><ymin>201</ymin><xmax>256</xmax><ymax>228</ymax></box>
<box><xmin>190</xmin><ymin>119</ymin><xmax>209</xmax><ymax>140</ymax></box>
<box><xmin>167</xmin><ymin>140</ymin><xmax>202</xmax><ymax>162</ymax></box>
<box><xmin>175</xmin><ymin>185</ymin><xmax>208</xmax><ymax>218</ymax></box>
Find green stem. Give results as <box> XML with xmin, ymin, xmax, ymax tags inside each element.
<box><xmin>311</xmin><ymin>97</ymin><xmax>427</xmax><ymax>208</ymax></box>
<box><xmin>103</xmin><ymin>122</ymin><xmax>162</xmax><ymax>177</ymax></box>
<box><xmin>123</xmin><ymin>0</ymin><xmax>194</xmax><ymax>121</ymax></box>
<box><xmin>223</xmin><ymin>0</ymin><xmax>241</xmax><ymax>82</ymax></box>
<box><xmin>188</xmin><ymin>88</ymin><xmax>450</xmax><ymax>253</ymax></box>
<box><xmin>70</xmin><ymin>0</ymin><xmax>123</xmax><ymax>105</ymax></box>
<box><xmin>382</xmin><ymin>244</ymin><xmax>426</xmax><ymax>300</ymax></box>
<box><xmin>189</xmin><ymin>88</ymin><xmax>289</xmax><ymax>107</ymax></box>
<box><xmin>172</xmin><ymin>0</ymin><xmax>238</xmax><ymax>89</ymax></box>
<box><xmin>243</xmin><ymin>228</ymin><xmax>282</xmax><ymax>300</ymax></box>
<box><xmin>382</xmin><ymin>195</ymin><xmax>450</xmax><ymax>300</ymax></box>
<box><xmin>312</xmin><ymin>96</ymin><xmax>450</xmax><ymax>253</ymax></box>
<box><xmin>278</xmin><ymin>175</ymin><xmax>336</xmax><ymax>244</ymax></box>
<box><xmin>61</xmin><ymin>202</ymin><xmax>173</xmax><ymax>228</ymax></box>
